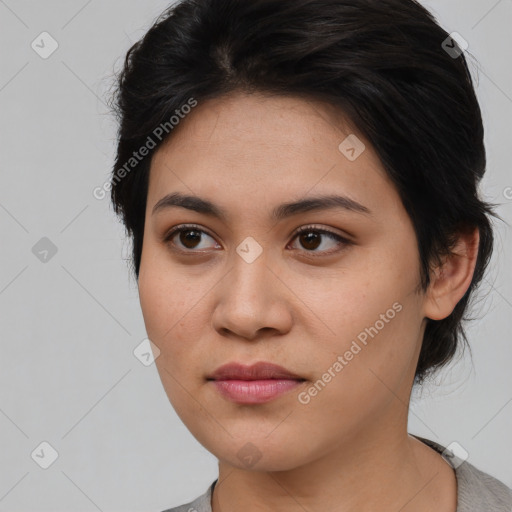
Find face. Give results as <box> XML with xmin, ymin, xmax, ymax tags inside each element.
<box><xmin>138</xmin><ymin>91</ymin><xmax>429</xmax><ymax>471</ymax></box>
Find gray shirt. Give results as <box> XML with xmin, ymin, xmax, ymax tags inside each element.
<box><xmin>161</xmin><ymin>436</ymin><xmax>512</xmax><ymax>512</ymax></box>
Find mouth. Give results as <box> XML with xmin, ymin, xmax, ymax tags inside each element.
<box><xmin>206</xmin><ymin>360</ymin><xmax>306</xmax><ymax>381</ymax></box>
<box><xmin>206</xmin><ymin>361</ymin><xmax>306</xmax><ymax>404</ymax></box>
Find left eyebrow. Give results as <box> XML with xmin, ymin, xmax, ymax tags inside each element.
<box><xmin>272</xmin><ymin>194</ymin><xmax>371</xmax><ymax>220</ymax></box>
<box><xmin>151</xmin><ymin>192</ymin><xmax>372</xmax><ymax>220</ymax></box>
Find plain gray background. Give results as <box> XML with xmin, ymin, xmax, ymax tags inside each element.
<box><xmin>0</xmin><ymin>1</ymin><xmax>511</xmax><ymax>511</ymax></box>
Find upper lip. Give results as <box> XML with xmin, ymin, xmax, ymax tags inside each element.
<box><xmin>207</xmin><ymin>361</ymin><xmax>305</xmax><ymax>381</ymax></box>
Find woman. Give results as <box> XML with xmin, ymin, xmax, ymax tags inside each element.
<box><xmin>108</xmin><ymin>0</ymin><xmax>512</xmax><ymax>510</ymax></box>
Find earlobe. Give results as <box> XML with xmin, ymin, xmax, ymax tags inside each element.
<box><xmin>423</xmin><ymin>227</ymin><xmax>480</xmax><ymax>321</ymax></box>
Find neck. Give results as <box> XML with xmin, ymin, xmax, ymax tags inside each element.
<box><xmin>211</xmin><ymin>405</ymin><xmax>455</xmax><ymax>512</ymax></box>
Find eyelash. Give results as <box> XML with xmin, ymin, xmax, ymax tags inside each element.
<box><xmin>163</xmin><ymin>223</ymin><xmax>352</xmax><ymax>257</ymax></box>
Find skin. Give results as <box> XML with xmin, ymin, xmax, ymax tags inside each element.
<box><xmin>138</xmin><ymin>91</ymin><xmax>479</xmax><ymax>512</ymax></box>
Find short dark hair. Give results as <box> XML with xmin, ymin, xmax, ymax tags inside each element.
<box><xmin>109</xmin><ymin>0</ymin><xmax>500</xmax><ymax>384</ymax></box>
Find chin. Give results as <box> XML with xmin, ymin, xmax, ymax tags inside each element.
<box><xmin>196</xmin><ymin>429</ymin><xmax>312</xmax><ymax>471</ymax></box>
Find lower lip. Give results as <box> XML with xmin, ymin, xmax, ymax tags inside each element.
<box><xmin>210</xmin><ymin>379</ymin><xmax>305</xmax><ymax>404</ymax></box>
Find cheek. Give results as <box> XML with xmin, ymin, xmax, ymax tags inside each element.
<box><xmin>309</xmin><ymin>250</ymin><xmax>422</xmax><ymax>387</ymax></box>
<box><xmin>138</xmin><ymin>270</ymin><xmax>219</xmax><ymax>429</ymax></box>
<box><xmin>138</xmin><ymin>268</ymin><xmax>184</xmax><ymax>348</ymax></box>
<box><xmin>138</xmin><ymin>263</ymin><xmax>211</xmax><ymax>371</ymax></box>
<box><xmin>297</xmin><ymin>303</ymin><xmax>420</xmax><ymax>442</ymax></box>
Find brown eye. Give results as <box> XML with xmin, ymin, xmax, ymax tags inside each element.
<box><xmin>164</xmin><ymin>225</ymin><xmax>220</xmax><ymax>252</ymax></box>
<box><xmin>298</xmin><ymin>231</ymin><xmax>322</xmax><ymax>250</ymax></box>
<box><xmin>289</xmin><ymin>226</ymin><xmax>350</xmax><ymax>256</ymax></box>
<box><xmin>177</xmin><ymin>229</ymin><xmax>203</xmax><ymax>249</ymax></box>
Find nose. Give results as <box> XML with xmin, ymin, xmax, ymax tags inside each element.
<box><xmin>211</xmin><ymin>251</ymin><xmax>293</xmax><ymax>341</ymax></box>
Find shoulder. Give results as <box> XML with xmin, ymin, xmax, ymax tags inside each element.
<box><xmin>455</xmin><ymin>458</ymin><xmax>512</xmax><ymax>511</ymax></box>
<box><xmin>413</xmin><ymin>435</ymin><xmax>512</xmax><ymax>512</ymax></box>
<box><xmin>159</xmin><ymin>480</ymin><xmax>216</xmax><ymax>512</ymax></box>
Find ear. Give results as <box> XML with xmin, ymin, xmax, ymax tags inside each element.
<box><xmin>423</xmin><ymin>227</ymin><xmax>480</xmax><ymax>321</ymax></box>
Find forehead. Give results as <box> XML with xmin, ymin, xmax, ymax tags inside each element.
<box><xmin>155</xmin><ymin>91</ymin><xmax>360</xmax><ymax>156</ymax></box>
<box><xmin>147</xmin><ymin>92</ymin><xmax>400</xmax><ymax>221</ymax></box>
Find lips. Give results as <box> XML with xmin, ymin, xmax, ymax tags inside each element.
<box><xmin>207</xmin><ymin>361</ymin><xmax>306</xmax><ymax>404</ymax></box>
<box><xmin>207</xmin><ymin>361</ymin><xmax>305</xmax><ymax>381</ymax></box>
